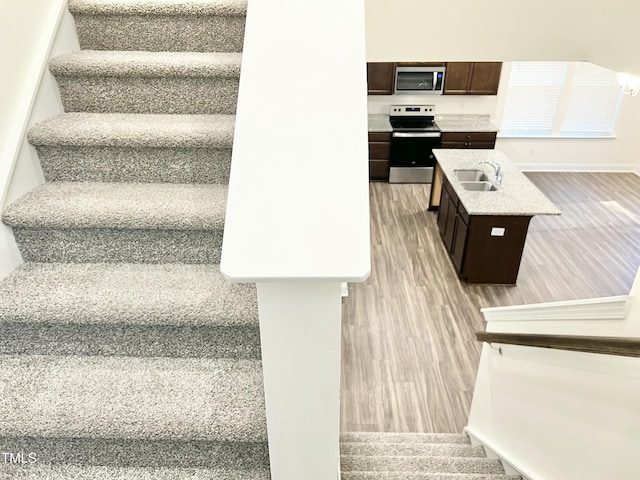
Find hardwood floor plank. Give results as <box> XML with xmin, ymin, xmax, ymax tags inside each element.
<box><xmin>340</xmin><ymin>172</ymin><xmax>640</xmax><ymax>434</ymax></box>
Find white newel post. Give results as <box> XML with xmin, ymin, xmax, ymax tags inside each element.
<box><xmin>221</xmin><ymin>1</ymin><xmax>368</xmax><ymax>478</ymax></box>
<box><xmin>257</xmin><ymin>282</ymin><xmax>343</xmax><ymax>480</ymax></box>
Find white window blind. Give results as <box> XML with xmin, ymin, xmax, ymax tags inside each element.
<box><xmin>501</xmin><ymin>62</ymin><xmax>567</xmax><ymax>136</ymax></box>
<box><xmin>560</xmin><ymin>62</ymin><xmax>622</xmax><ymax>136</ymax></box>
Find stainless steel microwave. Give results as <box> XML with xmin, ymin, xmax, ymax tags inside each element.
<box><xmin>394</xmin><ymin>66</ymin><xmax>446</xmax><ymax>95</ymax></box>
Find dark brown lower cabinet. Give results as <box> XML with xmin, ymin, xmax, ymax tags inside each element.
<box><xmin>440</xmin><ymin>132</ymin><xmax>497</xmax><ymax>149</ymax></box>
<box><xmin>438</xmin><ymin>176</ymin><xmax>532</xmax><ymax>284</ymax></box>
<box><xmin>451</xmin><ymin>212</ymin><xmax>469</xmax><ymax>273</ymax></box>
<box><xmin>368</xmin><ymin>132</ymin><xmax>391</xmax><ymax>181</ymax></box>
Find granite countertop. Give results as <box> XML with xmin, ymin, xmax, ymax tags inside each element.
<box><xmin>368</xmin><ymin>114</ymin><xmax>392</xmax><ymax>132</ymax></box>
<box><xmin>367</xmin><ymin>114</ymin><xmax>498</xmax><ymax>133</ymax></box>
<box><xmin>433</xmin><ymin>149</ymin><xmax>561</xmax><ymax>216</ymax></box>
<box><xmin>434</xmin><ymin>114</ymin><xmax>498</xmax><ymax>133</ymax></box>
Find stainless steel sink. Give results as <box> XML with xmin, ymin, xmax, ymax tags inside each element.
<box><xmin>454</xmin><ymin>169</ymin><xmax>489</xmax><ymax>182</ymax></box>
<box><xmin>460</xmin><ymin>181</ymin><xmax>498</xmax><ymax>192</ymax></box>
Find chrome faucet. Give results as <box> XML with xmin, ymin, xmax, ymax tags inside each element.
<box><xmin>479</xmin><ymin>159</ymin><xmax>503</xmax><ymax>185</ymax></box>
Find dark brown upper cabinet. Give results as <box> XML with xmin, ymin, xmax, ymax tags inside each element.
<box><xmin>367</xmin><ymin>62</ymin><xmax>395</xmax><ymax>95</ymax></box>
<box><xmin>443</xmin><ymin>62</ymin><xmax>503</xmax><ymax>95</ymax></box>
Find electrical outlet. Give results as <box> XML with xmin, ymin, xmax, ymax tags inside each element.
<box><xmin>529</xmin><ymin>147</ymin><xmax>535</xmax><ymax>156</ymax></box>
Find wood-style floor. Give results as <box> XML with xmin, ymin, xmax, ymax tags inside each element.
<box><xmin>340</xmin><ymin>172</ymin><xmax>640</xmax><ymax>434</ymax></box>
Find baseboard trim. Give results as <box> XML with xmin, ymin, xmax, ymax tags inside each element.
<box><xmin>464</xmin><ymin>426</ymin><xmax>536</xmax><ymax>480</ymax></box>
<box><xmin>516</xmin><ymin>163</ymin><xmax>639</xmax><ymax>174</ymax></box>
<box><xmin>0</xmin><ymin>0</ymin><xmax>67</xmax><ymax>210</ymax></box>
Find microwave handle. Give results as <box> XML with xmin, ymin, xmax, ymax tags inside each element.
<box><xmin>433</xmin><ymin>71</ymin><xmax>437</xmax><ymax>90</ymax></box>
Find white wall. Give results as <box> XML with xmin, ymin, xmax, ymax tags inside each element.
<box><xmin>364</xmin><ymin>0</ymin><xmax>639</xmax><ymax>78</ymax></box>
<box><xmin>494</xmin><ymin>64</ymin><xmax>640</xmax><ymax>172</ymax></box>
<box><xmin>0</xmin><ymin>2</ymin><xmax>49</xmax><ymax>158</ymax></box>
<box><xmin>0</xmin><ymin>1</ymin><xmax>76</xmax><ymax>280</ymax></box>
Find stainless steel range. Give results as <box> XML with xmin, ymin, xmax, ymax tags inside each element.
<box><xmin>388</xmin><ymin>104</ymin><xmax>441</xmax><ymax>184</ymax></box>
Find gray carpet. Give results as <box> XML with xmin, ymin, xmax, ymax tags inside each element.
<box><xmin>341</xmin><ymin>433</ymin><xmax>475</xmax><ymax>445</ymax></box>
<box><xmin>3</xmin><ymin>182</ymin><xmax>228</xmax><ymax>262</ymax></box>
<box><xmin>3</xmin><ymin>182</ymin><xmax>228</xmax><ymax>229</ymax></box>
<box><xmin>0</xmin><ymin>263</ymin><xmax>257</xmax><ymax>325</ymax></box>
<box><xmin>0</xmin><ymin>356</ymin><xmax>266</xmax><ymax>441</ymax></box>
<box><xmin>29</xmin><ymin>113</ymin><xmax>235</xmax><ymax>182</ymax></box>
<box><xmin>0</xmin><ymin>465</ymin><xmax>271</xmax><ymax>480</ymax></box>
<box><xmin>0</xmin><ymin>0</ymin><xmax>270</xmax><ymax>477</ymax></box>
<box><xmin>28</xmin><ymin>113</ymin><xmax>235</xmax><ymax>147</ymax></box>
<box><xmin>51</xmin><ymin>51</ymin><xmax>241</xmax><ymax>114</ymax></box>
<box><xmin>340</xmin><ymin>433</ymin><xmax>520</xmax><ymax>479</ymax></box>
<box><xmin>69</xmin><ymin>0</ymin><xmax>247</xmax><ymax>53</ymax></box>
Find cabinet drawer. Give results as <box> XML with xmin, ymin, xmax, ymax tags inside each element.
<box><xmin>441</xmin><ymin>141</ymin><xmax>496</xmax><ymax>149</ymax></box>
<box><xmin>468</xmin><ymin>141</ymin><xmax>496</xmax><ymax>149</ymax></box>
<box><xmin>369</xmin><ymin>142</ymin><xmax>390</xmax><ymax>159</ymax></box>
<box><xmin>369</xmin><ymin>159</ymin><xmax>389</xmax><ymax>180</ymax></box>
<box><xmin>368</xmin><ymin>132</ymin><xmax>392</xmax><ymax>142</ymax></box>
<box><xmin>441</xmin><ymin>132</ymin><xmax>497</xmax><ymax>143</ymax></box>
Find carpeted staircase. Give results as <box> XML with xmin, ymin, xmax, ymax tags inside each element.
<box><xmin>1</xmin><ymin>2</ymin><xmax>523</xmax><ymax>479</ymax></box>
<box><xmin>340</xmin><ymin>432</ymin><xmax>521</xmax><ymax>480</ymax></box>
<box><xmin>0</xmin><ymin>0</ymin><xmax>271</xmax><ymax>478</ymax></box>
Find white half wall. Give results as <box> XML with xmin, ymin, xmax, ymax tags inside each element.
<box><xmin>467</xmin><ymin>344</ymin><xmax>640</xmax><ymax>480</ymax></box>
<box><xmin>467</xmin><ymin>275</ymin><xmax>640</xmax><ymax>479</ymax></box>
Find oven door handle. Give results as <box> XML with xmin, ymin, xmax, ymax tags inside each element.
<box><xmin>392</xmin><ymin>132</ymin><xmax>441</xmax><ymax>138</ymax></box>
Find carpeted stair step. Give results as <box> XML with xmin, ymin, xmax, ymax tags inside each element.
<box><xmin>0</xmin><ymin>355</ymin><xmax>268</xmax><ymax>441</ymax></box>
<box><xmin>28</xmin><ymin>113</ymin><xmax>235</xmax><ymax>183</ymax></box>
<box><xmin>340</xmin><ymin>433</ymin><xmax>472</xmax><ymax>445</ymax></box>
<box><xmin>340</xmin><ymin>433</ymin><xmax>519</xmax><ymax>479</ymax></box>
<box><xmin>68</xmin><ymin>0</ymin><xmax>247</xmax><ymax>52</ymax></box>
<box><xmin>2</xmin><ymin>182</ymin><xmax>227</xmax><ymax>263</ymax></box>
<box><xmin>0</xmin><ymin>262</ymin><xmax>259</xmax><ymax>358</ymax></box>
<box><xmin>0</xmin><ymin>465</ymin><xmax>271</xmax><ymax>480</ymax></box>
<box><xmin>50</xmin><ymin>50</ymin><xmax>241</xmax><ymax>114</ymax></box>
<box><xmin>341</xmin><ymin>474</ymin><xmax>522</xmax><ymax>480</ymax></box>
<box><xmin>341</xmin><ymin>455</ymin><xmax>505</xmax><ymax>475</ymax></box>
<box><xmin>341</xmin><ymin>442</ymin><xmax>486</xmax><ymax>458</ymax></box>
<box><xmin>0</xmin><ymin>355</ymin><xmax>268</xmax><ymax>468</ymax></box>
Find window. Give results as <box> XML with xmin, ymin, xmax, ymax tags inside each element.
<box><xmin>501</xmin><ymin>62</ymin><xmax>567</xmax><ymax>136</ymax></box>
<box><xmin>560</xmin><ymin>62</ymin><xmax>622</xmax><ymax>136</ymax></box>
<box><xmin>499</xmin><ymin>61</ymin><xmax>622</xmax><ymax>138</ymax></box>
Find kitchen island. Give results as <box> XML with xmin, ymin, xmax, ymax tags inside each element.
<box><xmin>431</xmin><ymin>149</ymin><xmax>560</xmax><ymax>284</ymax></box>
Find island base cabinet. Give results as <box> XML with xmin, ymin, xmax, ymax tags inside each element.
<box><xmin>437</xmin><ymin>177</ymin><xmax>533</xmax><ymax>284</ymax></box>
<box><xmin>461</xmin><ymin>216</ymin><xmax>533</xmax><ymax>284</ymax></box>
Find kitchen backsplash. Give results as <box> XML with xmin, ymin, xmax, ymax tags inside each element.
<box><xmin>367</xmin><ymin>94</ymin><xmax>499</xmax><ymax>116</ymax></box>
